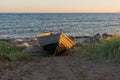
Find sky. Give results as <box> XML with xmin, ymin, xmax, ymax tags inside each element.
<box><xmin>0</xmin><ymin>0</ymin><xmax>119</xmax><ymax>13</ymax></box>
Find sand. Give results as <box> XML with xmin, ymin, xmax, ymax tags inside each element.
<box><xmin>0</xmin><ymin>56</ymin><xmax>120</xmax><ymax>80</ymax></box>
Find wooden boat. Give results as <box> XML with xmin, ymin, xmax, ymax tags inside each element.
<box><xmin>36</xmin><ymin>31</ymin><xmax>75</xmax><ymax>55</ymax></box>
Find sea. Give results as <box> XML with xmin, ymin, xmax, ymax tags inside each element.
<box><xmin>0</xmin><ymin>13</ymin><xmax>120</xmax><ymax>39</ymax></box>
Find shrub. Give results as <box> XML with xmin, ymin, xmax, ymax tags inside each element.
<box><xmin>0</xmin><ymin>41</ymin><xmax>32</xmax><ymax>61</ymax></box>
<box><xmin>74</xmin><ymin>36</ymin><xmax>120</xmax><ymax>61</ymax></box>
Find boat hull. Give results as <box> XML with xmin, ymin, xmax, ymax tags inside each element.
<box><xmin>43</xmin><ymin>42</ymin><xmax>58</xmax><ymax>54</ymax></box>
<box><xmin>36</xmin><ymin>32</ymin><xmax>75</xmax><ymax>55</ymax></box>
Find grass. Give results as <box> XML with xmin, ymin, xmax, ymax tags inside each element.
<box><xmin>74</xmin><ymin>35</ymin><xmax>120</xmax><ymax>62</ymax></box>
<box><xmin>0</xmin><ymin>41</ymin><xmax>32</xmax><ymax>61</ymax></box>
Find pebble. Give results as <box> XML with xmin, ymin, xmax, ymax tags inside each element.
<box><xmin>12</xmin><ymin>39</ymin><xmax>23</xmax><ymax>43</ymax></box>
<box><xmin>22</xmin><ymin>43</ymin><xmax>30</xmax><ymax>48</ymax></box>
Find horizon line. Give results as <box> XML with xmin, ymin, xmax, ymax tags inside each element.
<box><xmin>0</xmin><ymin>12</ymin><xmax>120</xmax><ymax>14</ymax></box>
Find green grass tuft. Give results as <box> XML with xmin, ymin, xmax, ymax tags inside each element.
<box><xmin>0</xmin><ymin>41</ymin><xmax>32</xmax><ymax>61</ymax></box>
<box><xmin>74</xmin><ymin>35</ymin><xmax>120</xmax><ymax>62</ymax></box>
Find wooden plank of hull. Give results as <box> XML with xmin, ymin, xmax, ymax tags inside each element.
<box><xmin>58</xmin><ymin>33</ymin><xmax>75</xmax><ymax>53</ymax></box>
<box><xmin>37</xmin><ymin>33</ymin><xmax>60</xmax><ymax>46</ymax></box>
<box><xmin>36</xmin><ymin>32</ymin><xmax>55</xmax><ymax>37</ymax></box>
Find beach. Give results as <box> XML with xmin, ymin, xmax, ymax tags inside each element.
<box><xmin>0</xmin><ymin>57</ymin><xmax>120</xmax><ymax>80</ymax></box>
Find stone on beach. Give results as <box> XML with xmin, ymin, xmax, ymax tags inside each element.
<box><xmin>83</xmin><ymin>33</ymin><xmax>103</xmax><ymax>43</ymax></box>
<box><xmin>93</xmin><ymin>33</ymin><xmax>103</xmax><ymax>42</ymax></box>
<box><xmin>102</xmin><ymin>33</ymin><xmax>113</xmax><ymax>39</ymax></box>
<box><xmin>12</xmin><ymin>39</ymin><xmax>23</xmax><ymax>45</ymax></box>
<box><xmin>30</xmin><ymin>38</ymin><xmax>38</xmax><ymax>42</ymax></box>
<box><xmin>13</xmin><ymin>39</ymin><xmax>23</xmax><ymax>42</ymax></box>
<box><xmin>22</xmin><ymin>43</ymin><xmax>30</xmax><ymax>48</ymax></box>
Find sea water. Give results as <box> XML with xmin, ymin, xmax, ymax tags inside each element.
<box><xmin>0</xmin><ymin>13</ymin><xmax>120</xmax><ymax>39</ymax></box>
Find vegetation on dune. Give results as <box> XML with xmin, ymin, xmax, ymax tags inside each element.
<box><xmin>1</xmin><ymin>35</ymin><xmax>120</xmax><ymax>62</ymax></box>
<box><xmin>0</xmin><ymin>41</ymin><xmax>32</xmax><ymax>61</ymax></box>
<box><xmin>74</xmin><ymin>35</ymin><xmax>120</xmax><ymax>62</ymax></box>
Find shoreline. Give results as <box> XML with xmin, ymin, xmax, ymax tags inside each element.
<box><xmin>0</xmin><ymin>33</ymin><xmax>113</xmax><ymax>42</ymax></box>
<box><xmin>0</xmin><ymin>33</ymin><xmax>113</xmax><ymax>56</ymax></box>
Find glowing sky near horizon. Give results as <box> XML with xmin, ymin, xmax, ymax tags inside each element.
<box><xmin>0</xmin><ymin>0</ymin><xmax>119</xmax><ymax>13</ymax></box>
